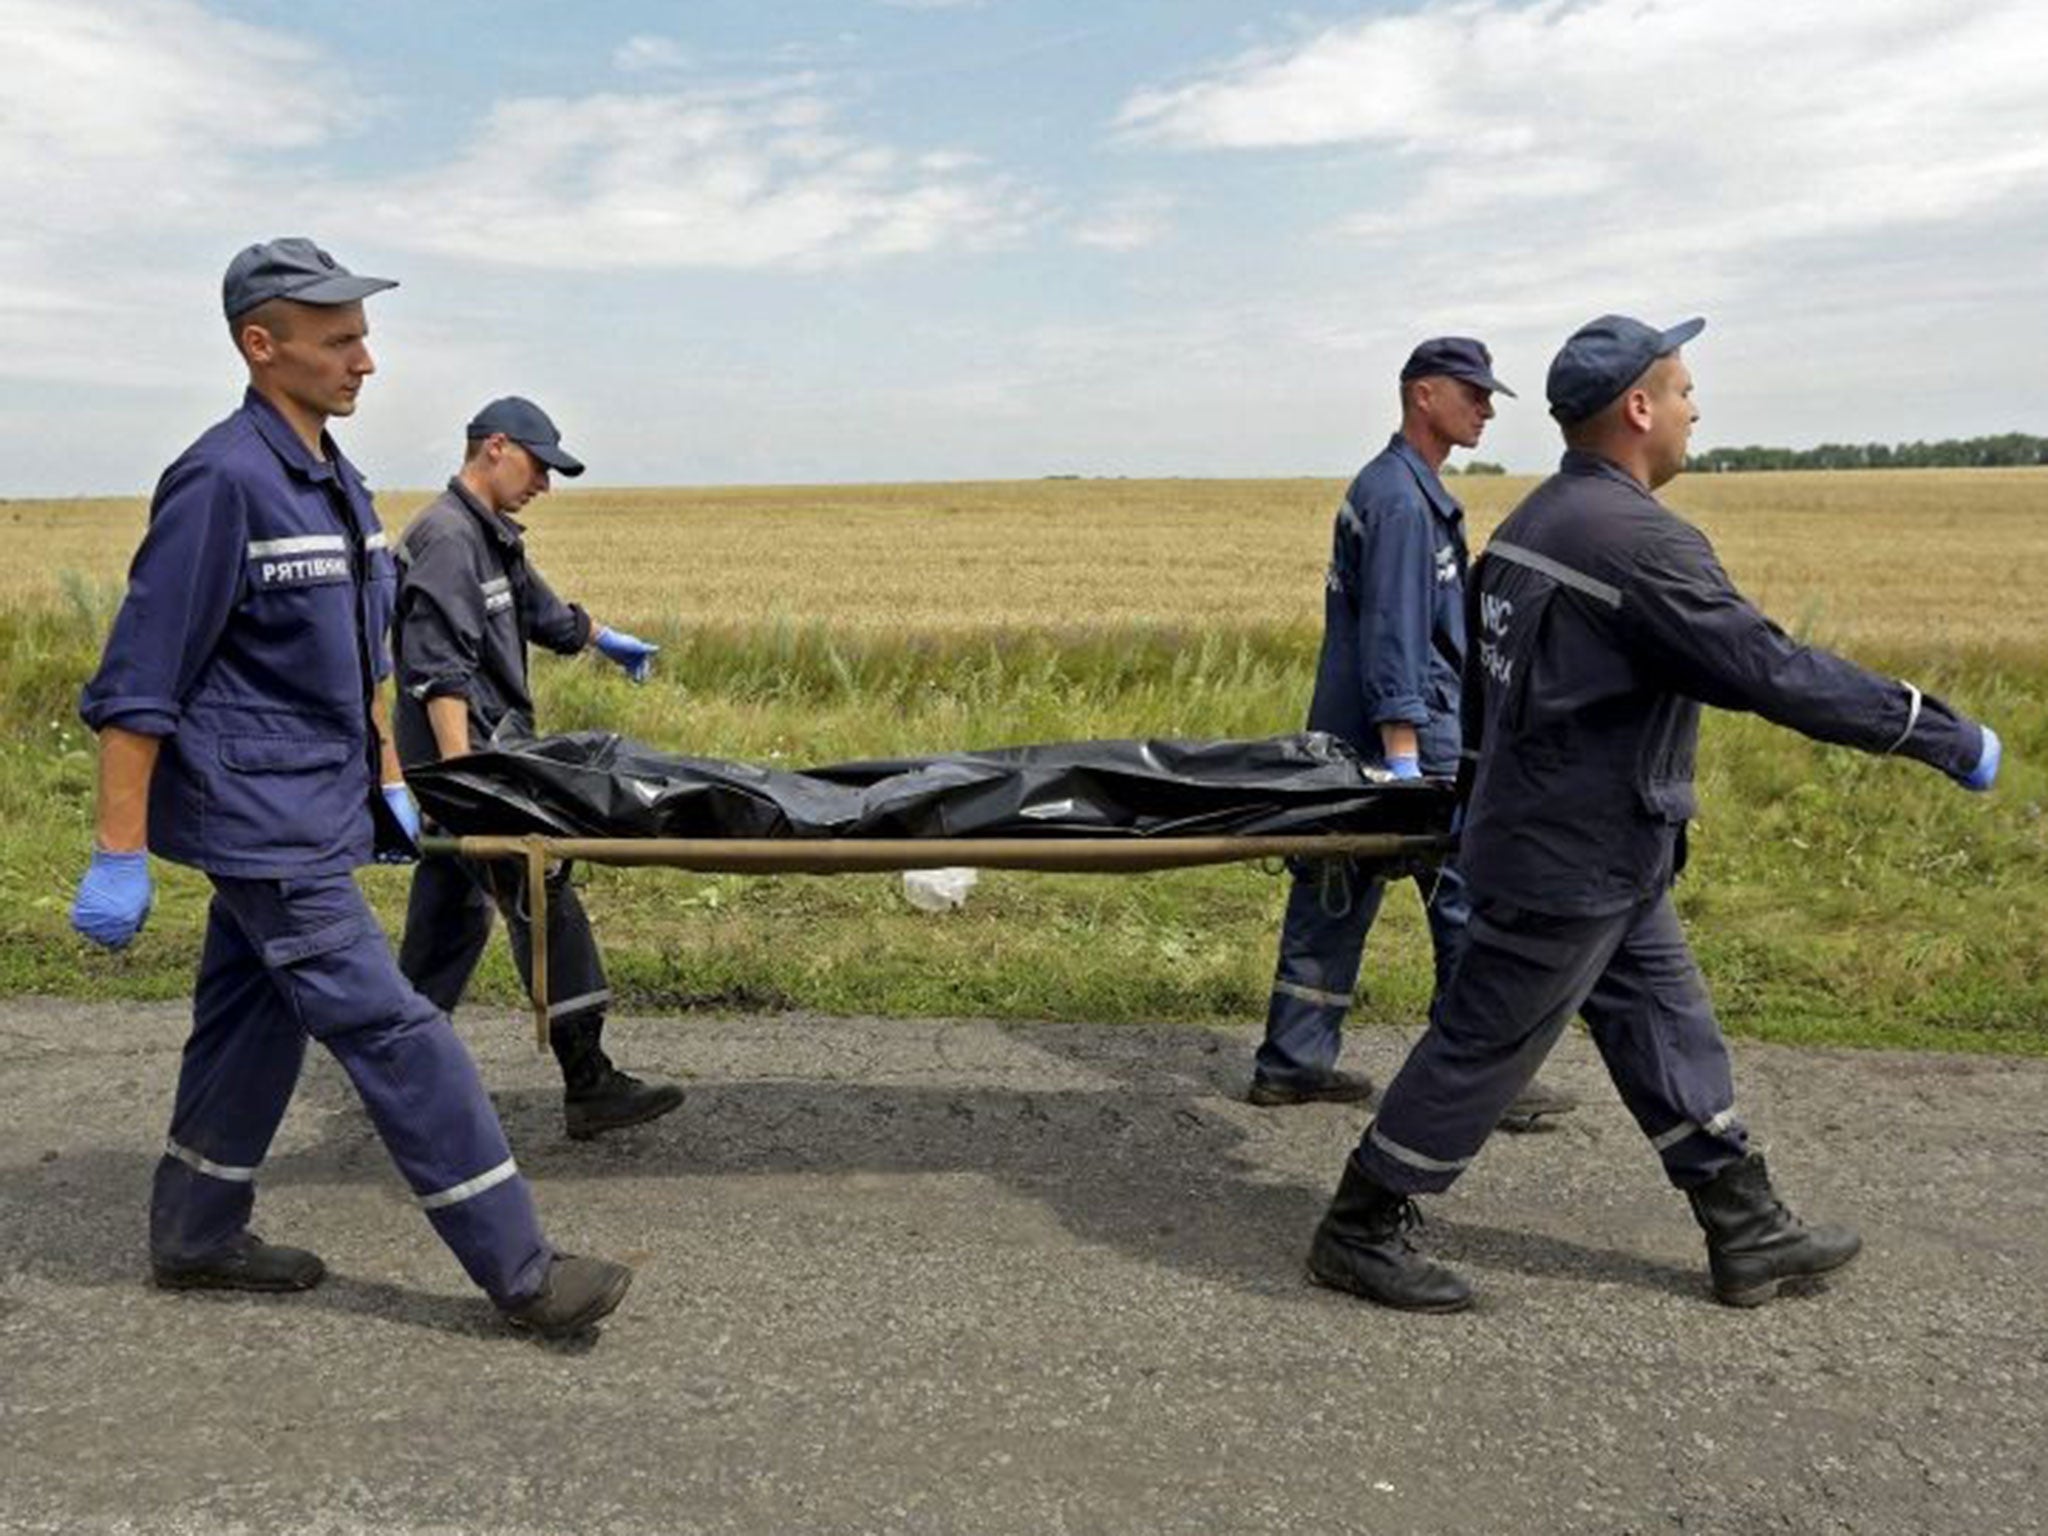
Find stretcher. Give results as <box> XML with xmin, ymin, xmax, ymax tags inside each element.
<box><xmin>408</xmin><ymin>730</ymin><xmax>1456</xmax><ymax>1047</ymax></box>
<box><xmin>417</xmin><ymin>829</ymin><xmax>1455</xmax><ymax>1047</ymax></box>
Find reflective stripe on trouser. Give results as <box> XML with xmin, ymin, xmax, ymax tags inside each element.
<box><xmin>150</xmin><ymin>891</ymin><xmax>312</xmax><ymax>1265</ymax></box>
<box><xmin>1355</xmin><ymin>887</ymin><xmax>1747</xmax><ymax>1195</ymax></box>
<box><xmin>1253</xmin><ymin>857</ymin><xmax>1470</xmax><ymax>1087</ymax></box>
<box><xmin>398</xmin><ymin>852</ymin><xmax>613</xmax><ymax>1092</ymax></box>
<box><xmin>152</xmin><ymin>874</ymin><xmax>553</xmax><ymax>1306</ymax></box>
<box><xmin>1575</xmin><ymin>894</ymin><xmax>1747</xmax><ymax>1189</ymax></box>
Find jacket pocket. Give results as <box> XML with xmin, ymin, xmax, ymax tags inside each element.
<box><xmin>1639</xmin><ymin>775</ymin><xmax>1698</xmax><ymax>823</ymax></box>
<box><xmin>218</xmin><ymin>735</ymin><xmax>356</xmax><ymax>773</ymax></box>
<box><xmin>208</xmin><ymin>735</ymin><xmax>366</xmax><ymax>864</ymax></box>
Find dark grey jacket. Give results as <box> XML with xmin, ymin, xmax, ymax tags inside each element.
<box><xmin>391</xmin><ymin>478</ymin><xmax>592</xmax><ymax>767</ymax></box>
<box><xmin>1458</xmin><ymin>451</ymin><xmax>1983</xmax><ymax>916</ymax></box>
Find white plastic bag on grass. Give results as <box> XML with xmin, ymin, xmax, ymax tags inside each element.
<box><xmin>901</xmin><ymin>867</ymin><xmax>979</xmax><ymax>912</ymax></box>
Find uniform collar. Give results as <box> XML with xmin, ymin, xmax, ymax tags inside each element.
<box><xmin>1558</xmin><ymin>448</ymin><xmax>1653</xmax><ymax>496</ymax></box>
<box><xmin>1387</xmin><ymin>432</ymin><xmax>1463</xmax><ymax>521</ymax></box>
<box><xmin>446</xmin><ymin>476</ymin><xmax>527</xmax><ymax>550</ymax></box>
<box><xmin>240</xmin><ymin>387</ymin><xmax>345</xmax><ymax>486</ymax></box>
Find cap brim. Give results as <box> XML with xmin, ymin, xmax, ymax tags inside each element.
<box><xmin>1657</xmin><ymin>317</ymin><xmax>1706</xmax><ymax>354</ymax></box>
<box><xmin>286</xmin><ymin>274</ymin><xmax>399</xmax><ymax>307</ymax></box>
<box><xmin>525</xmin><ymin>441</ymin><xmax>585</xmax><ymax>477</ymax></box>
<box><xmin>1421</xmin><ymin>365</ymin><xmax>1517</xmax><ymax>398</ymax></box>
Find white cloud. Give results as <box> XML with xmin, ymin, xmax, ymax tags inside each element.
<box><xmin>1098</xmin><ymin>0</ymin><xmax>2048</xmax><ymax>471</ymax></box>
<box><xmin>0</xmin><ymin>0</ymin><xmax>1026</xmax><ymax>346</ymax></box>
<box><xmin>613</xmin><ymin>34</ymin><xmax>691</xmax><ymax>73</ymax></box>
<box><xmin>1118</xmin><ymin>0</ymin><xmax>2048</xmax><ymax>277</ymax></box>
<box><xmin>1071</xmin><ymin>191</ymin><xmax>1177</xmax><ymax>252</ymax></box>
<box><xmin>0</xmin><ymin>0</ymin><xmax>362</xmax><ymax>389</ymax></box>
<box><xmin>0</xmin><ymin>0</ymin><xmax>346</xmax><ymax>241</ymax></box>
<box><xmin>359</xmin><ymin>87</ymin><xmax>1030</xmax><ymax>270</ymax></box>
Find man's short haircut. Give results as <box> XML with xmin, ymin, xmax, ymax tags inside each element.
<box><xmin>1560</xmin><ymin>355</ymin><xmax>1679</xmax><ymax>449</ymax></box>
<box><xmin>1403</xmin><ymin>374</ymin><xmax>1483</xmax><ymax>412</ymax></box>
<box><xmin>228</xmin><ymin>298</ymin><xmax>295</xmax><ymax>358</ymax></box>
<box><xmin>1560</xmin><ymin>411</ymin><xmax>1608</xmax><ymax>452</ymax></box>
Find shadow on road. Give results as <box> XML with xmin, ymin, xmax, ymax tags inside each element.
<box><xmin>0</xmin><ymin>1016</ymin><xmax>1700</xmax><ymax>1319</ymax></box>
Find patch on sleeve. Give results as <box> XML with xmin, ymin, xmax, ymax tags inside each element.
<box><xmin>247</xmin><ymin>534</ymin><xmax>351</xmax><ymax>590</ymax></box>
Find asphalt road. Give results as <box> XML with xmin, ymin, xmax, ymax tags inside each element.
<box><xmin>2</xmin><ymin>998</ymin><xmax>2043</xmax><ymax>1535</ymax></box>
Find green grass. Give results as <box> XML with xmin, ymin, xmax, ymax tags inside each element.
<box><xmin>6</xmin><ymin>596</ymin><xmax>2045</xmax><ymax>1053</ymax></box>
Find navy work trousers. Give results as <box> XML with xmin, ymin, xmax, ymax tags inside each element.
<box><xmin>1355</xmin><ymin>887</ymin><xmax>1748</xmax><ymax>1195</ymax></box>
<box><xmin>151</xmin><ymin>873</ymin><xmax>553</xmax><ymax>1306</ymax></box>
<box><xmin>398</xmin><ymin>854</ymin><xmax>613</xmax><ymax>1092</ymax></box>
<box><xmin>1255</xmin><ymin>857</ymin><xmax>1471</xmax><ymax>1087</ymax></box>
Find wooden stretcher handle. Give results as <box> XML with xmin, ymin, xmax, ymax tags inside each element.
<box><xmin>423</xmin><ymin>832</ymin><xmax>1450</xmax><ymax>875</ymax></box>
<box><xmin>526</xmin><ymin>836</ymin><xmax>550</xmax><ymax>1053</ymax></box>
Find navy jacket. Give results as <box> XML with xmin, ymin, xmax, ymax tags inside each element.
<box><xmin>391</xmin><ymin>479</ymin><xmax>592</xmax><ymax>767</ymax></box>
<box><xmin>80</xmin><ymin>390</ymin><xmax>399</xmax><ymax>878</ymax></box>
<box><xmin>1458</xmin><ymin>450</ymin><xmax>1984</xmax><ymax>916</ymax></box>
<box><xmin>1305</xmin><ymin>434</ymin><xmax>1468</xmax><ymax>773</ymax></box>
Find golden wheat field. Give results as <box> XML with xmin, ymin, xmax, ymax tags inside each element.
<box><xmin>7</xmin><ymin>468</ymin><xmax>2046</xmax><ymax>653</ymax></box>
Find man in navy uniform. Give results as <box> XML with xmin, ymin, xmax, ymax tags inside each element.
<box><xmin>1305</xmin><ymin>314</ymin><xmax>2003</xmax><ymax>1312</ymax></box>
<box><xmin>393</xmin><ymin>396</ymin><xmax>683</xmax><ymax>1140</ymax></box>
<box><xmin>1251</xmin><ymin>338</ymin><xmax>1576</xmax><ymax>1135</ymax></box>
<box><xmin>69</xmin><ymin>238</ymin><xmax>631</xmax><ymax>1337</ymax></box>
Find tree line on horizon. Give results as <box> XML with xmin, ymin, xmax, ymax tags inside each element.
<box><xmin>1685</xmin><ymin>432</ymin><xmax>2047</xmax><ymax>473</ymax></box>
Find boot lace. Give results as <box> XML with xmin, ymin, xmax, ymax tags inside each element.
<box><xmin>1378</xmin><ymin>1196</ymin><xmax>1428</xmax><ymax>1250</ymax></box>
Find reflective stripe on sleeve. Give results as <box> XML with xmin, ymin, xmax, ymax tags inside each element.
<box><xmin>417</xmin><ymin>1157</ymin><xmax>520</xmax><ymax>1211</ymax></box>
<box><xmin>247</xmin><ymin>534</ymin><xmax>348</xmax><ymax>559</ymax></box>
<box><xmin>1487</xmin><ymin>540</ymin><xmax>1622</xmax><ymax>608</ymax></box>
<box><xmin>1650</xmin><ymin>1105</ymin><xmax>1741</xmax><ymax>1152</ymax></box>
<box><xmin>365</xmin><ymin>531</ymin><xmax>388</xmax><ymax>552</ymax></box>
<box><xmin>1367</xmin><ymin>1123</ymin><xmax>1473</xmax><ymax>1174</ymax></box>
<box><xmin>1273</xmin><ymin>979</ymin><xmax>1353</xmax><ymax>1010</ymax></box>
<box><xmin>164</xmin><ymin>1138</ymin><xmax>258</xmax><ymax>1183</ymax></box>
<box><xmin>1883</xmin><ymin>682</ymin><xmax>1924</xmax><ymax>755</ymax></box>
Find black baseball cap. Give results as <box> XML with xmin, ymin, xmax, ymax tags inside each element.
<box><xmin>1546</xmin><ymin>314</ymin><xmax>1705</xmax><ymax>425</ymax></box>
<box><xmin>222</xmin><ymin>237</ymin><xmax>397</xmax><ymax>321</ymax></box>
<box><xmin>465</xmin><ymin>396</ymin><xmax>586</xmax><ymax>477</ymax></box>
<box><xmin>1400</xmin><ymin>337</ymin><xmax>1516</xmax><ymax>397</ymax></box>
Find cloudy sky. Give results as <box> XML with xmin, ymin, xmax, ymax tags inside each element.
<box><xmin>4</xmin><ymin>0</ymin><xmax>2044</xmax><ymax>494</ymax></box>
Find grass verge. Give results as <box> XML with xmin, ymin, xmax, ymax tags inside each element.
<box><xmin>6</xmin><ymin>600</ymin><xmax>2044</xmax><ymax>1054</ymax></box>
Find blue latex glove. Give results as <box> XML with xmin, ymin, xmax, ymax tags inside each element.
<box><xmin>1959</xmin><ymin>725</ymin><xmax>2002</xmax><ymax>792</ymax></box>
<box><xmin>72</xmin><ymin>848</ymin><xmax>153</xmax><ymax>950</ymax></box>
<box><xmin>378</xmin><ymin>782</ymin><xmax>422</xmax><ymax>863</ymax></box>
<box><xmin>595</xmin><ymin>626</ymin><xmax>659</xmax><ymax>684</ymax></box>
<box><xmin>1385</xmin><ymin>753</ymin><xmax>1423</xmax><ymax>781</ymax></box>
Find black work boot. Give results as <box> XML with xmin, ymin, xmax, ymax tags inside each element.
<box><xmin>554</xmin><ymin>1014</ymin><xmax>686</xmax><ymax>1140</ymax></box>
<box><xmin>1686</xmin><ymin>1152</ymin><xmax>1861</xmax><ymax>1307</ymax></box>
<box><xmin>1498</xmin><ymin>1076</ymin><xmax>1580</xmax><ymax>1134</ymax></box>
<box><xmin>565</xmin><ymin>1067</ymin><xmax>686</xmax><ymax>1140</ymax></box>
<box><xmin>1306</xmin><ymin>1158</ymin><xmax>1473</xmax><ymax>1313</ymax></box>
<box><xmin>152</xmin><ymin>1231</ymin><xmax>325</xmax><ymax>1293</ymax></box>
<box><xmin>1248</xmin><ymin>1067</ymin><xmax>1376</xmax><ymax>1107</ymax></box>
<box><xmin>500</xmin><ymin>1254</ymin><xmax>633</xmax><ymax>1338</ymax></box>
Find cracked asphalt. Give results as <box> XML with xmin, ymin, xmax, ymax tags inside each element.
<box><xmin>2</xmin><ymin>998</ymin><xmax>2044</xmax><ymax>1535</ymax></box>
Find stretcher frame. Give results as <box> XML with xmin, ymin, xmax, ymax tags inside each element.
<box><xmin>418</xmin><ymin>832</ymin><xmax>1454</xmax><ymax>1048</ymax></box>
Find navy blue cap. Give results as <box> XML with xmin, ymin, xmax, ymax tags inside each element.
<box><xmin>223</xmin><ymin>237</ymin><xmax>396</xmax><ymax>322</ymax></box>
<box><xmin>1400</xmin><ymin>336</ymin><xmax>1516</xmax><ymax>398</ymax></box>
<box><xmin>465</xmin><ymin>396</ymin><xmax>585</xmax><ymax>477</ymax></box>
<box><xmin>1546</xmin><ymin>314</ymin><xmax>1705</xmax><ymax>425</ymax></box>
